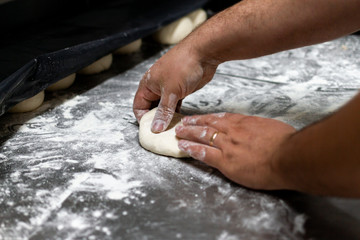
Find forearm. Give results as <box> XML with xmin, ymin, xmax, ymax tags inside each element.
<box><xmin>274</xmin><ymin>92</ymin><xmax>360</xmax><ymax>197</ymax></box>
<box><xmin>186</xmin><ymin>0</ymin><xmax>360</xmax><ymax>63</ymax></box>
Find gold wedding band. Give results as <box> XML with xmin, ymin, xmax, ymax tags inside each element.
<box><xmin>209</xmin><ymin>131</ymin><xmax>218</xmax><ymax>146</ymax></box>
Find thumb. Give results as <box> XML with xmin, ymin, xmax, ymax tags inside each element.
<box><xmin>151</xmin><ymin>93</ymin><xmax>179</xmax><ymax>133</ymax></box>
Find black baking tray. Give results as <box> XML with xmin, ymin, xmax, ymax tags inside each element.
<box><xmin>0</xmin><ymin>0</ymin><xmax>210</xmax><ymax>115</ymax></box>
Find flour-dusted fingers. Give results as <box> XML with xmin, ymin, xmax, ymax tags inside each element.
<box><xmin>133</xmin><ymin>68</ymin><xmax>162</xmax><ymax>122</ymax></box>
<box><xmin>181</xmin><ymin>113</ymin><xmax>225</xmax><ymax>126</ymax></box>
<box><xmin>133</xmin><ymin>83</ymin><xmax>160</xmax><ymax>122</ymax></box>
<box><xmin>151</xmin><ymin>92</ymin><xmax>180</xmax><ymax>133</ymax></box>
<box><xmin>178</xmin><ymin>140</ymin><xmax>222</xmax><ymax>168</ymax></box>
<box><xmin>182</xmin><ymin>112</ymin><xmax>246</xmax><ymax>132</ymax></box>
<box><xmin>175</xmin><ymin>125</ymin><xmax>225</xmax><ymax>149</ymax></box>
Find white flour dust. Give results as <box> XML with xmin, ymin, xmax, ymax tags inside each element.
<box><xmin>5</xmin><ymin>36</ymin><xmax>360</xmax><ymax>239</ymax></box>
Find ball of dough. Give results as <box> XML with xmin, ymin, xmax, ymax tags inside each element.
<box><xmin>139</xmin><ymin>108</ymin><xmax>189</xmax><ymax>158</ymax></box>
<box><xmin>187</xmin><ymin>9</ymin><xmax>207</xmax><ymax>28</ymax></box>
<box><xmin>115</xmin><ymin>39</ymin><xmax>142</xmax><ymax>54</ymax></box>
<box><xmin>46</xmin><ymin>73</ymin><xmax>76</xmax><ymax>91</ymax></box>
<box><xmin>153</xmin><ymin>17</ymin><xmax>193</xmax><ymax>45</ymax></box>
<box><xmin>9</xmin><ymin>91</ymin><xmax>45</xmax><ymax>113</ymax></box>
<box><xmin>78</xmin><ymin>54</ymin><xmax>113</xmax><ymax>75</ymax></box>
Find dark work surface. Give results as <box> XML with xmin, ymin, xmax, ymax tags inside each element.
<box><xmin>0</xmin><ymin>36</ymin><xmax>360</xmax><ymax>239</ymax></box>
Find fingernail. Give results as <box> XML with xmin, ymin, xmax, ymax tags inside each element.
<box><xmin>152</xmin><ymin>120</ymin><xmax>166</xmax><ymax>133</ymax></box>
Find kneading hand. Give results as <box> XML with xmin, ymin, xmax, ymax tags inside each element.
<box><xmin>175</xmin><ymin>112</ymin><xmax>296</xmax><ymax>190</ymax></box>
<box><xmin>133</xmin><ymin>40</ymin><xmax>218</xmax><ymax>133</ymax></box>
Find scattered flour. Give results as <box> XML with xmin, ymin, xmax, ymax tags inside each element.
<box><xmin>4</xmin><ymin>36</ymin><xmax>360</xmax><ymax>239</ymax></box>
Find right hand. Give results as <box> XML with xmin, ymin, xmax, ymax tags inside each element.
<box><xmin>133</xmin><ymin>40</ymin><xmax>219</xmax><ymax>133</ymax></box>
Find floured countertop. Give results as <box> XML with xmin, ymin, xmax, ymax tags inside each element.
<box><xmin>1</xmin><ymin>36</ymin><xmax>360</xmax><ymax>240</ymax></box>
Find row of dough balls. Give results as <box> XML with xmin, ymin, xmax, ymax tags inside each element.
<box><xmin>154</xmin><ymin>9</ymin><xmax>207</xmax><ymax>45</ymax></box>
<box><xmin>8</xmin><ymin>41</ymin><xmax>142</xmax><ymax>113</ymax></box>
<box><xmin>8</xmin><ymin>9</ymin><xmax>207</xmax><ymax>113</ymax></box>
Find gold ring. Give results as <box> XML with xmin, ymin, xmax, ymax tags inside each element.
<box><xmin>209</xmin><ymin>131</ymin><xmax>218</xmax><ymax>146</ymax></box>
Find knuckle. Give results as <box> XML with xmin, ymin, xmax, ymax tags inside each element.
<box><xmin>181</xmin><ymin>126</ymin><xmax>191</xmax><ymax>137</ymax></box>
<box><xmin>204</xmin><ymin>126</ymin><xmax>211</xmax><ymax>135</ymax></box>
<box><xmin>204</xmin><ymin>117</ymin><xmax>214</xmax><ymax>126</ymax></box>
<box><xmin>230</xmin><ymin>137</ymin><xmax>241</xmax><ymax>145</ymax></box>
<box><xmin>155</xmin><ymin>105</ymin><xmax>175</xmax><ymax>122</ymax></box>
<box><xmin>158</xmin><ymin>105</ymin><xmax>175</xmax><ymax>116</ymax></box>
<box><xmin>223</xmin><ymin>112</ymin><xmax>231</xmax><ymax>118</ymax></box>
<box><xmin>241</xmin><ymin>115</ymin><xmax>257</xmax><ymax>123</ymax></box>
<box><xmin>198</xmin><ymin>126</ymin><xmax>210</xmax><ymax>140</ymax></box>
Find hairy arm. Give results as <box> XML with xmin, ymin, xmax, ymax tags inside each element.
<box><xmin>173</xmin><ymin>0</ymin><xmax>360</xmax><ymax>197</ymax></box>
<box><xmin>134</xmin><ymin>0</ymin><xmax>360</xmax><ymax>196</ymax></box>
<box><xmin>192</xmin><ymin>0</ymin><xmax>360</xmax><ymax>63</ymax></box>
<box><xmin>134</xmin><ymin>0</ymin><xmax>360</xmax><ymax>132</ymax></box>
<box><xmin>273</xmin><ymin>93</ymin><xmax>360</xmax><ymax>197</ymax></box>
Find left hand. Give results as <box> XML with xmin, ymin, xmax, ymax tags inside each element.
<box><xmin>132</xmin><ymin>40</ymin><xmax>218</xmax><ymax>133</ymax></box>
<box><xmin>175</xmin><ymin>112</ymin><xmax>296</xmax><ymax>190</ymax></box>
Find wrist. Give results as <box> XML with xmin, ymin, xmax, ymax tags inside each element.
<box><xmin>269</xmin><ymin>132</ymin><xmax>300</xmax><ymax>191</ymax></box>
<box><xmin>180</xmin><ymin>26</ymin><xmax>223</xmax><ymax>68</ymax></box>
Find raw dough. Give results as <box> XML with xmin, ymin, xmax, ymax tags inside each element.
<box><xmin>115</xmin><ymin>39</ymin><xmax>142</xmax><ymax>54</ymax></box>
<box><xmin>139</xmin><ymin>108</ymin><xmax>189</xmax><ymax>158</ymax></box>
<box><xmin>153</xmin><ymin>17</ymin><xmax>193</xmax><ymax>45</ymax></box>
<box><xmin>9</xmin><ymin>91</ymin><xmax>45</xmax><ymax>113</ymax></box>
<box><xmin>78</xmin><ymin>54</ymin><xmax>113</xmax><ymax>75</ymax></box>
<box><xmin>187</xmin><ymin>9</ymin><xmax>207</xmax><ymax>28</ymax></box>
<box><xmin>46</xmin><ymin>73</ymin><xmax>76</xmax><ymax>91</ymax></box>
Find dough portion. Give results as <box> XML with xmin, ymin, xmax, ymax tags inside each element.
<box><xmin>78</xmin><ymin>54</ymin><xmax>113</xmax><ymax>75</ymax></box>
<box><xmin>153</xmin><ymin>17</ymin><xmax>193</xmax><ymax>45</ymax></box>
<box><xmin>187</xmin><ymin>9</ymin><xmax>207</xmax><ymax>28</ymax></box>
<box><xmin>46</xmin><ymin>73</ymin><xmax>76</xmax><ymax>91</ymax></box>
<box><xmin>139</xmin><ymin>108</ymin><xmax>189</xmax><ymax>158</ymax></box>
<box><xmin>9</xmin><ymin>91</ymin><xmax>45</xmax><ymax>113</ymax></box>
<box><xmin>115</xmin><ymin>39</ymin><xmax>142</xmax><ymax>54</ymax></box>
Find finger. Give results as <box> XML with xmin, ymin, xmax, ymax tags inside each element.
<box><xmin>182</xmin><ymin>112</ymin><xmax>245</xmax><ymax>132</ymax></box>
<box><xmin>133</xmin><ymin>83</ymin><xmax>160</xmax><ymax>122</ymax></box>
<box><xmin>178</xmin><ymin>140</ymin><xmax>222</xmax><ymax>169</ymax></box>
<box><xmin>175</xmin><ymin>125</ymin><xmax>225</xmax><ymax>149</ymax></box>
<box><xmin>151</xmin><ymin>92</ymin><xmax>179</xmax><ymax>133</ymax></box>
<box><xmin>181</xmin><ymin>112</ymin><xmax>228</xmax><ymax>131</ymax></box>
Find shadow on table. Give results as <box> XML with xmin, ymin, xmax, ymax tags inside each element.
<box><xmin>177</xmin><ymin>157</ymin><xmax>360</xmax><ymax>239</ymax></box>
<box><xmin>271</xmin><ymin>191</ymin><xmax>360</xmax><ymax>240</ymax></box>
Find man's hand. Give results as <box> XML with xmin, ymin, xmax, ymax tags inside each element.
<box><xmin>176</xmin><ymin>92</ymin><xmax>360</xmax><ymax>197</ymax></box>
<box><xmin>133</xmin><ymin>41</ymin><xmax>218</xmax><ymax>133</ymax></box>
<box><xmin>175</xmin><ymin>112</ymin><xmax>296</xmax><ymax>190</ymax></box>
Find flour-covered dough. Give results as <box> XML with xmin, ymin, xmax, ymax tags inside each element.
<box><xmin>139</xmin><ymin>108</ymin><xmax>189</xmax><ymax>158</ymax></box>
<box><xmin>153</xmin><ymin>17</ymin><xmax>193</xmax><ymax>45</ymax></box>
<box><xmin>187</xmin><ymin>9</ymin><xmax>207</xmax><ymax>28</ymax></box>
<box><xmin>115</xmin><ymin>39</ymin><xmax>142</xmax><ymax>54</ymax></box>
<box><xmin>9</xmin><ymin>91</ymin><xmax>45</xmax><ymax>113</ymax></box>
<box><xmin>78</xmin><ymin>54</ymin><xmax>113</xmax><ymax>75</ymax></box>
<box><xmin>46</xmin><ymin>73</ymin><xmax>76</xmax><ymax>91</ymax></box>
